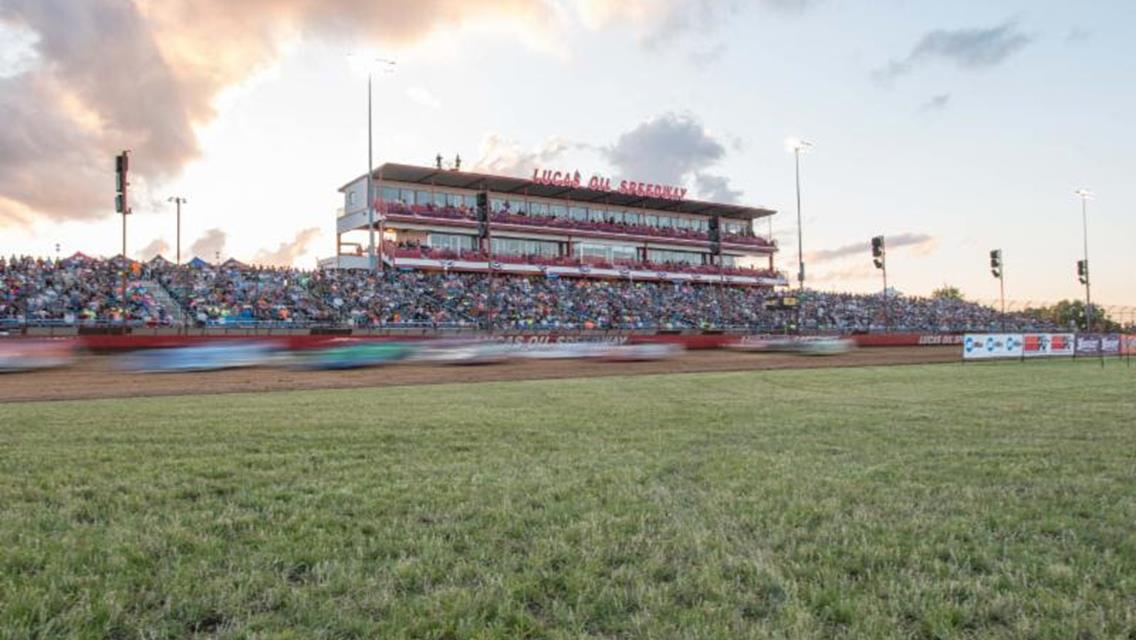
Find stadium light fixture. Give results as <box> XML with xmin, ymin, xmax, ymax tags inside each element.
<box><xmin>787</xmin><ymin>138</ymin><xmax>813</xmax><ymax>297</ymax></box>
<box><xmin>348</xmin><ymin>53</ymin><xmax>398</xmax><ymax>273</ymax></box>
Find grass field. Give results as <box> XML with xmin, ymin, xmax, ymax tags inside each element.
<box><xmin>2</xmin><ymin>360</ymin><xmax>1134</xmax><ymax>638</ymax></box>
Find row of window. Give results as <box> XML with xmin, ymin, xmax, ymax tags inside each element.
<box><xmin>426</xmin><ymin>233</ymin><xmax>745</xmax><ymax>267</ymax></box>
<box><xmin>377</xmin><ymin>186</ymin><xmax>752</xmax><ymax>236</ymax></box>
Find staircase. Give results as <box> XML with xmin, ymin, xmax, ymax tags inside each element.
<box><xmin>142</xmin><ymin>279</ymin><xmax>189</xmax><ymax>326</ymax></box>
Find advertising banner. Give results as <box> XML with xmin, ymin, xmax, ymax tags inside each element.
<box><xmin>1023</xmin><ymin>333</ymin><xmax>1076</xmax><ymax>358</ymax></box>
<box><xmin>962</xmin><ymin>334</ymin><xmax>1024</xmax><ymax>359</ymax></box>
<box><xmin>1125</xmin><ymin>335</ymin><xmax>1136</xmax><ymax>355</ymax></box>
<box><xmin>1100</xmin><ymin>334</ymin><xmax>1122</xmax><ymax>356</ymax></box>
<box><xmin>1076</xmin><ymin>334</ymin><xmax>1102</xmax><ymax>356</ymax></box>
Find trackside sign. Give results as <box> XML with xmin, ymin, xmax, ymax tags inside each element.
<box><xmin>962</xmin><ymin>334</ymin><xmax>1023</xmax><ymax>359</ymax></box>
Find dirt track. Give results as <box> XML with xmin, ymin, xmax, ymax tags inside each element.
<box><xmin>0</xmin><ymin>346</ymin><xmax>961</xmax><ymax>403</ymax></box>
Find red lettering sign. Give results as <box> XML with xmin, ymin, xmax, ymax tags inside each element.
<box><xmin>534</xmin><ymin>168</ymin><xmax>686</xmax><ymax>201</ymax></box>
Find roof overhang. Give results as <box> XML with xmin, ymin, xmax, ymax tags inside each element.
<box><xmin>343</xmin><ymin>163</ymin><xmax>776</xmax><ymax>221</ymax></box>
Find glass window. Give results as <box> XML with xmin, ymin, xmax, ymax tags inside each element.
<box><xmin>551</xmin><ymin>204</ymin><xmax>567</xmax><ymax>218</ymax></box>
<box><xmin>645</xmin><ymin>214</ymin><xmax>658</xmax><ymax>227</ymax></box>
<box><xmin>463</xmin><ymin>194</ymin><xmax>476</xmax><ymax>209</ymax></box>
<box><xmin>589</xmin><ymin>209</ymin><xmax>606</xmax><ymax>222</ymax></box>
<box><xmin>611</xmin><ymin>246</ymin><xmax>637</xmax><ymax>261</ymax></box>
<box><xmin>382</xmin><ymin>187</ymin><xmax>399</xmax><ymax>203</ymax></box>
<box><xmin>491</xmin><ymin>198</ymin><xmax>506</xmax><ymax>212</ymax></box>
<box><xmin>399</xmin><ymin>188</ymin><xmax>415</xmax><ymax>204</ymax></box>
<box><xmin>509</xmin><ymin>199</ymin><xmax>526</xmax><ymax>214</ymax></box>
<box><xmin>624</xmin><ymin>212</ymin><xmax>640</xmax><ymax>226</ymax></box>
<box><xmin>610</xmin><ymin>210</ymin><xmax>624</xmax><ymax>224</ymax></box>
<box><xmin>530</xmin><ymin>202</ymin><xmax>549</xmax><ymax>217</ymax></box>
<box><xmin>569</xmin><ymin>207</ymin><xmax>588</xmax><ymax>221</ymax></box>
<box><xmin>429</xmin><ymin>233</ymin><xmax>475</xmax><ymax>252</ymax></box>
<box><xmin>434</xmin><ymin>192</ymin><xmax>447</xmax><ymax>207</ymax></box>
<box><xmin>416</xmin><ymin>190</ymin><xmax>432</xmax><ymax>205</ymax></box>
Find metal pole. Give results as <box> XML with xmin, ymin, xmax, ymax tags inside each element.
<box><xmin>999</xmin><ymin>263</ymin><xmax>1006</xmax><ymax>333</ymax></box>
<box><xmin>1081</xmin><ymin>195</ymin><xmax>1092</xmax><ymax>332</ymax></box>
<box><xmin>176</xmin><ymin>199</ymin><xmax>181</xmax><ymax>265</ymax></box>
<box><xmin>795</xmin><ymin>147</ymin><xmax>804</xmax><ymax>290</ymax></box>
<box><xmin>882</xmin><ymin>256</ymin><xmax>888</xmax><ymax>332</ymax></box>
<box><xmin>367</xmin><ymin>73</ymin><xmax>376</xmax><ymax>273</ymax></box>
<box><xmin>122</xmin><ymin>204</ymin><xmax>127</xmax><ymax>329</ymax></box>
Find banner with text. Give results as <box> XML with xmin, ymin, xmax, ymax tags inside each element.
<box><xmin>1022</xmin><ymin>333</ymin><xmax>1076</xmax><ymax>358</ymax></box>
<box><xmin>963</xmin><ymin>334</ymin><xmax>1024</xmax><ymax>359</ymax></box>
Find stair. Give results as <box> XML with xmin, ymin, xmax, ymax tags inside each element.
<box><xmin>142</xmin><ymin>279</ymin><xmax>189</xmax><ymax>326</ymax></box>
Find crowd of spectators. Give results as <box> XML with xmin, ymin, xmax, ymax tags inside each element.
<box><xmin>0</xmin><ymin>255</ymin><xmax>174</xmax><ymax>325</ymax></box>
<box><xmin>159</xmin><ymin>262</ymin><xmax>328</xmax><ymax>325</ymax></box>
<box><xmin>0</xmin><ymin>254</ymin><xmax>1081</xmax><ymax>333</ymax></box>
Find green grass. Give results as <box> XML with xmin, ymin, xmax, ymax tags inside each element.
<box><xmin>1</xmin><ymin>360</ymin><xmax>1134</xmax><ymax>639</ymax></box>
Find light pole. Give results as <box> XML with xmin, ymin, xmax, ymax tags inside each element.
<box><xmin>352</xmin><ymin>55</ymin><xmax>396</xmax><ymax>274</ymax></box>
<box><xmin>787</xmin><ymin>139</ymin><xmax>813</xmax><ymax>291</ymax></box>
<box><xmin>1075</xmin><ymin>189</ymin><xmax>1093</xmax><ymax>331</ymax></box>
<box><xmin>168</xmin><ymin>196</ymin><xmax>187</xmax><ymax>265</ymax></box>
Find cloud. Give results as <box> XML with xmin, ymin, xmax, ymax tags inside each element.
<box><xmin>808</xmin><ymin>232</ymin><xmax>937</xmax><ymax>264</ymax></box>
<box><xmin>919</xmin><ymin>93</ymin><xmax>951</xmax><ymax>112</ymax></box>
<box><xmin>253</xmin><ymin>227</ymin><xmax>322</xmax><ymax>267</ymax></box>
<box><xmin>471</xmin><ymin>134</ymin><xmax>572</xmax><ymax>177</ymax></box>
<box><xmin>875</xmin><ymin>21</ymin><xmax>1033</xmax><ymax>82</ymax></box>
<box><xmin>576</xmin><ymin>0</ymin><xmax>819</xmax><ymax>48</ymax></box>
<box><xmin>693</xmin><ymin>173</ymin><xmax>742</xmax><ymax>203</ymax></box>
<box><xmin>0</xmin><ymin>0</ymin><xmax>565</xmax><ymax>226</ymax></box>
<box><xmin>136</xmin><ymin>238</ymin><xmax>170</xmax><ymax>260</ymax></box>
<box><xmin>604</xmin><ymin>112</ymin><xmax>726</xmax><ymax>185</ymax></box>
<box><xmin>1066</xmin><ymin>27</ymin><xmax>1092</xmax><ymax>44</ymax></box>
<box><xmin>405</xmin><ymin>86</ymin><xmax>441</xmax><ymax>111</ymax></box>
<box><xmin>189</xmin><ymin>228</ymin><xmax>227</xmax><ymax>261</ymax></box>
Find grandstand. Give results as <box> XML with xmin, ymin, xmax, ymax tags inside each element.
<box><xmin>1</xmin><ymin>254</ymin><xmax>1070</xmax><ymax>334</ymax></box>
<box><xmin>327</xmin><ymin>163</ymin><xmax>784</xmax><ymax>286</ymax></box>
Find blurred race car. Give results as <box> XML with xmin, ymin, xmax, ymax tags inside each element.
<box><xmin>0</xmin><ymin>339</ymin><xmax>77</xmax><ymax>373</ymax></box>
<box><xmin>121</xmin><ymin>342</ymin><xmax>278</xmax><ymax>372</ymax></box>
<box><xmin>295</xmin><ymin>342</ymin><xmax>416</xmax><ymax>370</ymax></box>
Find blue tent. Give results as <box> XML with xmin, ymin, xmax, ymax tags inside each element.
<box><xmin>187</xmin><ymin>257</ymin><xmax>209</xmax><ymax>269</ymax></box>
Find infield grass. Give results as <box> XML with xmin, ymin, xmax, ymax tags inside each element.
<box><xmin>1</xmin><ymin>359</ymin><xmax>1134</xmax><ymax>638</ymax></box>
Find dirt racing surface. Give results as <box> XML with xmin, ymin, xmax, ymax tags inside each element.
<box><xmin>0</xmin><ymin>346</ymin><xmax>961</xmax><ymax>404</ymax></box>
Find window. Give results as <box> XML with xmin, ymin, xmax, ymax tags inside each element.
<box><xmin>463</xmin><ymin>194</ymin><xmax>477</xmax><ymax>209</ymax></box>
<box><xmin>429</xmin><ymin>233</ymin><xmax>475</xmax><ymax>252</ymax></box>
<box><xmin>551</xmin><ymin>204</ymin><xmax>568</xmax><ymax>218</ymax></box>
<box><xmin>445</xmin><ymin>192</ymin><xmax>463</xmax><ymax>207</ymax></box>
<box><xmin>492</xmin><ymin>238</ymin><xmax>560</xmax><ymax>257</ymax></box>
<box><xmin>530</xmin><ymin>202</ymin><xmax>550</xmax><ymax>217</ymax></box>
<box><xmin>433</xmin><ymin>192</ymin><xmax>447</xmax><ymax>207</ymax></box>
<box><xmin>645</xmin><ymin>214</ymin><xmax>658</xmax><ymax>227</ymax></box>
<box><xmin>382</xmin><ymin>186</ymin><xmax>399</xmax><ymax>203</ymax></box>
<box><xmin>610</xmin><ymin>210</ymin><xmax>624</xmax><ymax>224</ymax></box>
<box><xmin>399</xmin><ymin>188</ymin><xmax>415</xmax><ymax>204</ymax></box>
<box><xmin>624</xmin><ymin>212</ymin><xmax>640</xmax><ymax>226</ymax></box>
<box><xmin>589</xmin><ymin>209</ymin><xmax>606</xmax><ymax>222</ymax></box>
<box><xmin>575</xmin><ymin>243</ymin><xmax>638</xmax><ymax>262</ymax></box>
<box><xmin>569</xmin><ymin>207</ymin><xmax>588</xmax><ymax>221</ymax></box>
<box><xmin>647</xmin><ymin>249</ymin><xmax>703</xmax><ymax>265</ymax></box>
<box><xmin>720</xmin><ymin>255</ymin><xmax>738</xmax><ymax>267</ymax></box>
<box><xmin>509</xmin><ymin>199</ymin><xmax>527</xmax><ymax>214</ymax></box>
<box><xmin>415</xmin><ymin>190</ymin><xmax>432</xmax><ymax>205</ymax></box>
<box><xmin>347</xmin><ymin>191</ymin><xmax>357</xmax><ymax>205</ymax></box>
<box><xmin>491</xmin><ymin>198</ymin><xmax>506</xmax><ymax>212</ymax></box>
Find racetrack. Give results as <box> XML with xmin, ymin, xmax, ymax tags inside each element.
<box><xmin>0</xmin><ymin>346</ymin><xmax>961</xmax><ymax>403</ymax></box>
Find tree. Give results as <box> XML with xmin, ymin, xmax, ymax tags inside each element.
<box><xmin>1022</xmin><ymin>299</ymin><xmax>1120</xmax><ymax>332</ymax></box>
<box><xmin>931</xmin><ymin>285</ymin><xmax>963</xmax><ymax>301</ymax></box>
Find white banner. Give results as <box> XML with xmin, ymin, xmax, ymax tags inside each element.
<box><xmin>963</xmin><ymin>334</ymin><xmax>1024</xmax><ymax>359</ymax></box>
<box><xmin>1022</xmin><ymin>333</ymin><xmax>1075</xmax><ymax>358</ymax></box>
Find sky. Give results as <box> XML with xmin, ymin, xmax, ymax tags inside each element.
<box><xmin>0</xmin><ymin>0</ymin><xmax>1133</xmax><ymax>308</ymax></box>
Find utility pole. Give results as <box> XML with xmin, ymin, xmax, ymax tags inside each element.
<box><xmin>990</xmin><ymin>249</ymin><xmax>1005</xmax><ymax>332</ymax></box>
<box><xmin>168</xmin><ymin>196</ymin><xmax>187</xmax><ymax>264</ymax></box>
<box><xmin>1074</xmin><ymin>190</ymin><xmax>1094</xmax><ymax>332</ymax></box>
<box><xmin>872</xmin><ymin>235</ymin><xmax>887</xmax><ymax>331</ymax></box>
<box><xmin>115</xmin><ymin>151</ymin><xmax>131</xmax><ymax>328</ymax></box>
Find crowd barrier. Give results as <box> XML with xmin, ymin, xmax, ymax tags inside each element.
<box><xmin>962</xmin><ymin>333</ymin><xmax>1134</xmax><ymax>360</ymax></box>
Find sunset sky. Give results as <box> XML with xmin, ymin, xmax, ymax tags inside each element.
<box><xmin>0</xmin><ymin>0</ymin><xmax>1132</xmax><ymax>307</ymax></box>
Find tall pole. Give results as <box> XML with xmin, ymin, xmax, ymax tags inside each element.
<box><xmin>1079</xmin><ymin>192</ymin><xmax>1093</xmax><ymax>332</ymax></box>
<box><xmin>999</xmin><ymin>268</ymin><xmax>1006</xmax><ymax>333</ymax></box>
<box><xmin>367</xmin><ymin>73</ymin><xmax>376</xmax><ymax>273</ymax></box>
<box><xmin>794</xmin><ymin>147</ymin><xmax>804</xmax><ymax>291</ymax></box>
<box><xmin>168</xmin><ymin>196</ymin><xmax>186</xmax><ymax>265</ymax></box>
<box><xmin>882</xmin><ymin>256</ymin><xmax>888</xmax><ymax>332</ymax></box>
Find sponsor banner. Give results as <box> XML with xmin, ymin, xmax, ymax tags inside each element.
<box><xmin>1101</xmin><ymin>334</ymin><xmax>1122</xmax><ymax>355</ymax></box>
<box><xmin>1023</xmin><ymin>333</ymin><xmax>1075</xmax><ymax>358</ymax></box>
<box><xmin>1075</xmin><ymin>334</ymin><xmax>1102</xmax><ymax>356</ymax></box>
<box><xmin>1125</xmin><ymin>335</ymin><xmax>1136</xmax><ymax>355</ymax></box>
<box><xmin>851</xmin><ymin>334</ymin><xmax>964</xmax><ymax>347</ymax></box>
<box><xmin>962</xmin><ymin>334</ymin><xmax>1024</xmax><ymax>359</ymax></box>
